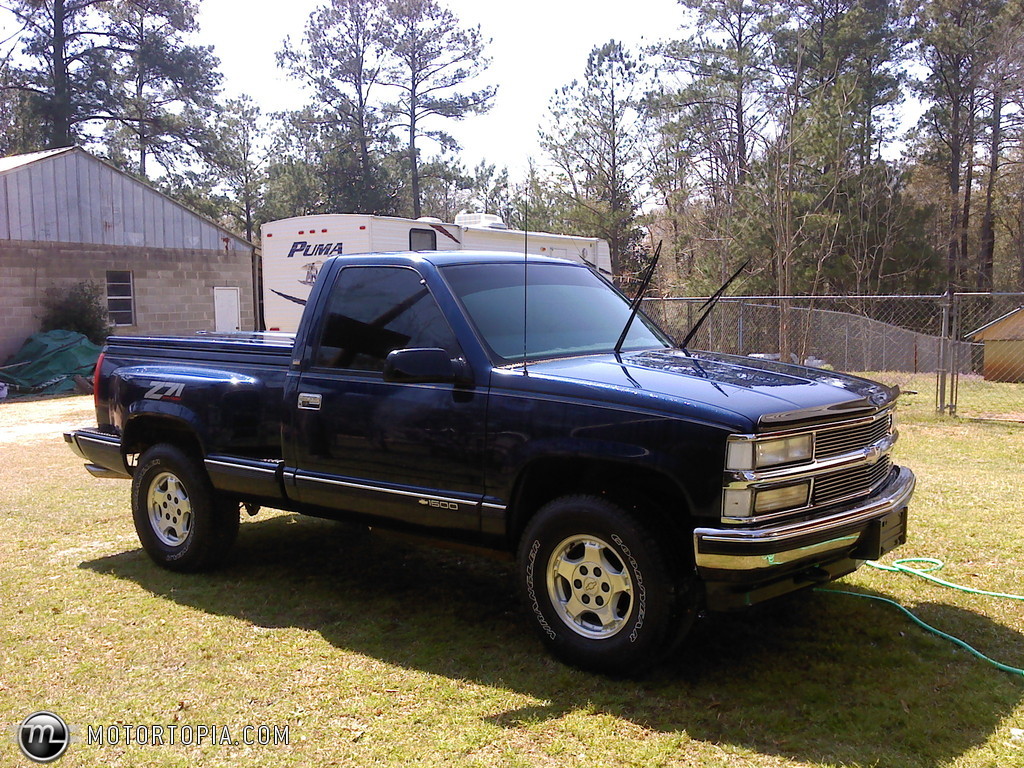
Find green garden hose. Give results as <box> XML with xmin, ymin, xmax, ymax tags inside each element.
<box><xmin>817</xmin><ymin>558</ymin><xmax>1024</xmax><ymax>678</ymax></box>
<box><xmin>867</xmin><ymin>557</ymin><xmax>1024</xmax><ymax>601</ymax></box>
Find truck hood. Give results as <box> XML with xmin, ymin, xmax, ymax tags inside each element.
<box><xmin>517</xmin><ymin>348</ymin><xmax>897</xmax><ymax>431</ymax></box>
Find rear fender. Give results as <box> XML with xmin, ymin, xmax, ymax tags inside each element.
<box><xmin>111</xmin><ymin>366</ymin><xmax>261</xmax><ymax>457</ymax></box>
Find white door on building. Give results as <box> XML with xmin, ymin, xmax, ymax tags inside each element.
<box><xmin>214</xmin><ymin>287</ymin><xmax>241</xmax><ymax>332</ymax></box>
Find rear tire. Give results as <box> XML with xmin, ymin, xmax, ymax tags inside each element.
<box><xmin>131</xmin><ymin>444</ymin><xmax>239</xmax><ymax>572</ymax></box>
<box><xmin>517</xmin><ymin>494</ymin><xmax>697</xmax><ymax>676</ymax></box>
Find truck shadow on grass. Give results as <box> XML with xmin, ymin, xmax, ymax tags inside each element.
<box><xmin>82</xmin><ymin>513</ymin><xmax>1023</xmax><ymax>768</ymax></box>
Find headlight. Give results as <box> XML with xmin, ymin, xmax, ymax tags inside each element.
<box><xmin>722</xmin><ymin>488</ymin><xmax>753</xmax><ymax>517</ymax></box>
<box><xmin>722</xmin><ymin>481</ymin><xmax>811</xmax><ymax>518</ymax></box>
<box><xmin>727</xmin><ymin>434</ymin><xmax>813</xmax><ymax>470</ymax></box>
<box><xmin>754</xmin><ymin>482</ymin><xmax>810</xmax><ymax>514</ymax></box>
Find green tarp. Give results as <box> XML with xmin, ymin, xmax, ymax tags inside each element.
<box><xmin>0</xmin><ymin>330</ymin><xmax>101</xmax><ymax>397</ymax></box>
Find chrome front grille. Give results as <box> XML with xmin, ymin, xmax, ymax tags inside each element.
<box><xmin>813</xmin><ymin>456</ymin><xmax>893</xmax><ymax>506</ymax></box>
<box><xmin>815</xmin><ymin>413</ymin><xmax>892</xmax><ymax>459</ymax></box>
<box><xmin>723</xmin><ymin>406</ymin><xmax>899</xmax><ymax>523</ymax></box>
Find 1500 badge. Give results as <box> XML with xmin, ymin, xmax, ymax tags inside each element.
<box><xmin>418</xmin><ymin>498</ymin><xmax>459</xmax><ymax>510</ymax></box>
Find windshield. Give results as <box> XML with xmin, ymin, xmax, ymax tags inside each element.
<box><xmin>441</xmin><ymin>262</ymin><xmax>672</xmax><ymax>363</ymax></box>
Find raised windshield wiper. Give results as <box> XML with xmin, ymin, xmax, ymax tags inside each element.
<box><xmin>614</xmin><ymin>241</ymin><xmax>662</xmax><ymax>356</ymax></box>
<box><xmin>678</xmin><ymin>258</ymin><xmax>750</xmax><ymax>352</ymax></box>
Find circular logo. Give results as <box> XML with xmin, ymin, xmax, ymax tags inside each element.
<box><xmin>17</xmin><ymin>711</ymin><xmax>70</xmax><ymax>763</ymax></box>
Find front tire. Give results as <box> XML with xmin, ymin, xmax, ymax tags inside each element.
<box><xmin>131</xmin><ymin>444</ymin><xmax>239</xmax><ymax>572</ymax></box>
<box><xmin>518</xmin><ymin>494</ymin><xmax>695</xmax><ymax>675</ymax></box>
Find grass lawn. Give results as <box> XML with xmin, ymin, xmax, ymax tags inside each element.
<box><xmin>0</xmin><ymin>393</ymin><xmax>1021</xmax><ymax>767</ymax></box>
<box><xmin>857</xmin><ymin>371</ymin><xmax>1024</xmax><ymax>423</ymax></box>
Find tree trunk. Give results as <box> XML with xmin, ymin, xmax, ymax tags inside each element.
<box><xmin>734</xmin><ymin>87</ymin><xmax>746</xmax><ymax>187</ymax></box>
<box><xmin>947</xmin><ymin>101</ymin><xmax>962</xmax><ymax>288</ymax></box>
<box><xmin>960</xmin><ymin>104</ymin><xmax>975</xmax><ymax>288</ymax></box>
<box><xmin>358</xmin><ymin>112</ymin><xmax>372</xmax><ymax>207</ymax></box>
<box><xmin>1018</xmin><ymin>175</ymin><xmax>1024</xmax><ymax>289</ymax></box>
<box><xmin>409</xmin><ymin>111</ymin><xmax>420</xmax><ymax>218</ymax></box>
<box><xmin>355</xmin><ymin>62</ymin><xmax>373</xmax><ymax>210</ymax></box>
<box><xmin>137</xmin><ymin>66</ymin><xmax>148</xmax><ymax>177</ymax></box>
<box><xmin>978</xmin><ymin>88</ymin><xmax>1001</xmax><ymax>291</ymax></box>
<box><xmin>408</xmin><ymin>51</ymin><xmax>420</xmax><ymax>220</ymax></box>
<box><xmin>50</xmin><ymin>0</ymin><xmax>71</xmax><ymax>147</ymax></box>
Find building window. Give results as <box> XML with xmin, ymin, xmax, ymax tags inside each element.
<box><xmin>106</xmin><ymin>270</ymin><xmax>135</xmax><ymax>326</ymax></box>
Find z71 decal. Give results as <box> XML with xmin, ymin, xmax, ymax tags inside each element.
<box><xmin>144</xmin><ymin>381</ymin><xmax>185</xmax><ymax>401</ymax></box>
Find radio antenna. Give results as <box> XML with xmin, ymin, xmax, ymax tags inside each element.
<box><xmin>522</xmin><ymin>186</ymin><xmax>529</xmax><ymax>375</ymax></box>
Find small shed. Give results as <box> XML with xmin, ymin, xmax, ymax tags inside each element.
<box><xmin>0</xmin><ymin>147</ymin><xmax>257</xmax><ymax>361</ymax></box>
<box><xmin>967</xmin><ymin>306</ymin><xmax>1024</xmax><ymax>382</ymax></box>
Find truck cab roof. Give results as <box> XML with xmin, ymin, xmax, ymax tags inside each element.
<box><xmin>324</xmin><ymin>250</ymin><xmax>583</xmax><ymax>270</ymax></box>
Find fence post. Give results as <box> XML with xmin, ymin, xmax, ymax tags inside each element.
<box><xmin>949</xmin><ymin>294</ymin><xmax>961</xmax><ymax>415</ymax></box>
<box><xmin>738</xmin><ymin>301</ymin><xmax>745</xmax><ymax>354</ymax></box>
<box><xmin>936</xmin><ymin>290</ymin><xmax>952</xmax><ymax>415</ymax></box>
<box><xmin>844</xmin><ymin>317</ymin><xmax>848</xmax><ymax>370</ymax></box>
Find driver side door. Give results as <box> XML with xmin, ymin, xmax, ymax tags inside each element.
<box><xmin>289</xmin><ymin>265</ymin><xmax>487</xmax><ymax>532</ymax></box>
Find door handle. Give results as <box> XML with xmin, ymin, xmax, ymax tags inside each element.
<box><xmin>298</xmin><ymin>393</ymin><xmax>322</xmax><ymax>410</ymax></box>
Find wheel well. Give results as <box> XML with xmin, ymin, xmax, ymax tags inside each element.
<box><xmin>122</xmin><ymin>416</ymin><xmax>204</xmax><ymax>471</ymax></box>
<box><xmin>508</xmin><ymin>458</ymin><xmax>693</xmax><ymax>548</ymax></box>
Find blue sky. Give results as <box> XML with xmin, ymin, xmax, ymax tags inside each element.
<box><xmin>196</xmin><ymin>0</ymin><xmax>683</xmax><ymax>180</ymax></box>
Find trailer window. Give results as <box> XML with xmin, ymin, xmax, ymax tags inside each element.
<box><xmin>409</xmin><ymin>228</ymin><xmax>437</xmax><ymax>251</ymax></box>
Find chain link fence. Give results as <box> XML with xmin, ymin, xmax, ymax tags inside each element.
<box><xmin>642</xmin><ymin>293</ymin><xmax>1024</xmax><ymax>421</ymax></box>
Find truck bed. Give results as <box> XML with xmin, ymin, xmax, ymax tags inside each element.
<box><xmin>104</xmin><ymin>332</ymin><xmax>296</xmax><ymax>367</ymax></box>
<box><xmin>96</xmin><ymin>332</ymin><xmax>297</xmax><ymax>466</ymax></box>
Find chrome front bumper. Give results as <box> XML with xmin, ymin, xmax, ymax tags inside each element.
<box><xmin>694</xmin><ymin>466</ymin><xmax>915</xmax><ymax>574</ymax></box>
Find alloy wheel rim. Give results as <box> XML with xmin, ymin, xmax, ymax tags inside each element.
<box><xmin>545</xmin><ymin>534</ymin><xmax>634</xmax><ymax>639</ymax></box>
<box><xmin>147</xmin><ymin>471</ymin><xmax>193</xmax><ymax>547</ymax></box>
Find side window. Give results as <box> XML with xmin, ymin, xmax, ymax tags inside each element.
<box><xmin>314</xmin><ymin>267</ymin><xmax>461</xmax><ymax>371</ymax></box>
<box><xmin>409</xmin><ymin>228</ymin><xmax>437</xmax><ymax>251</ymax></box>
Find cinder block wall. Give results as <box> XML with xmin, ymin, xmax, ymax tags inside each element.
<box><xmin>0</xmin><ymin>240</ymin><xmax>256</xmax><ymax>360</ymax></box>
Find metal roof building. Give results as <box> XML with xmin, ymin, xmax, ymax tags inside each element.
<box><xmin>0</xmin><ymin>147</ymin><xmax>256</xmax><ymax>361</ymax></box>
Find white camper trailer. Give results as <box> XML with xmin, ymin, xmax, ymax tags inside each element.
<box><xmin>260</xmin><ymin>213</ymin><xmax>612</xmax><ymax>331</ymax></box>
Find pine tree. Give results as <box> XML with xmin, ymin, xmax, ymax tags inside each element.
<box><xmin>1</xmin><ymin>0</ymin><xmax>222</xmax><ymax>175</ymax></box>
<box><xmin>100</xmin><ymin>0</ymin><xmax>222</xmax><ymax>177</ymax></box>
<box><xmin>540</xmin><ymin>41</ymin><xmax>650</xmax><ymax>282</ymax></box>
<box><xmin>912</xmin><ymin>0</ymin><xmax>1020</xmax><ymax>287</ymax></box>
<box><xmin>2</xmin><ymin>0</ymin><xmax>117</xmax><ymax>148</ymax></box>
<box><xmin>380</xmin><ymin>0</ymin><xmax>495</xmax><ymax>218</ymax></box>
<box><xmin>213</xmin><ymin>97</ymin><xmax>268</xmax><ymax>243</ymax></box>
<box><xmin>279</xmin><ymin>0</ymin><xmax>395</xmax><ymax>212</ymax></box>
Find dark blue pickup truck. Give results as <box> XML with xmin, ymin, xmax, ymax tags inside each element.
<box><xmin>66</xmin><ymin>251</ymin><xmax>915</xmax><ymax>674</ymax></box>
